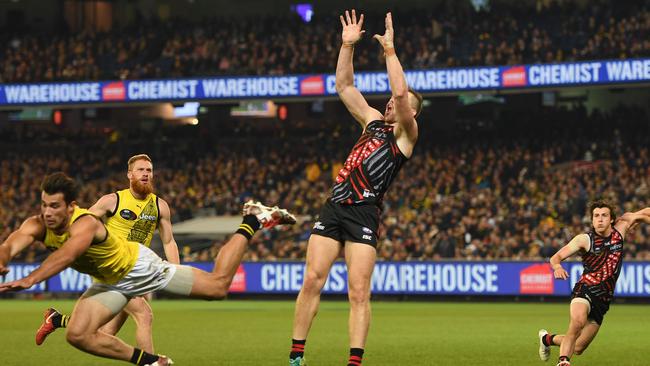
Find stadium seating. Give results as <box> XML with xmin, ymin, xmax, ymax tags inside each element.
<box><xmin>1</xmin><ymin>1</ymin><xmax>649</xmax><ymax>82</ymax></box>
<box><xmin>2</xmin><ymin>106</ymin><xmax>649</xmax><ymax>262</ymax></box>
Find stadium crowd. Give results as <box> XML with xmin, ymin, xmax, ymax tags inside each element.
<box><xmin>1</xmin><ymin>105</ymin><xmax>649</xmax><ymax>262</ymax></box>
<box><xmin>1</xmin><ymin>0</ymin><xmax>649</xmax><ymax>82</ymax></box>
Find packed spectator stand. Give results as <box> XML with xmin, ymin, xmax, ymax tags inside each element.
<box><xmin>1</xmin><ymin>0</ymin><xmax>650</xmax><ymax>83</ymax></box>
<box><xmin>2</xmin><ymin>105</ymin><xmax>649</xmax><ymax>263</ymax></box>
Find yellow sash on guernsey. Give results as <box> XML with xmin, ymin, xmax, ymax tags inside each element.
<box><xmin>106</xmin><ymin>189</ymin><xmax>160</xmax><ymax>247</ymax></box>
<box><xmin>43</xmin><ymin>206</ymin><xmax>139</xmax><ymax>284</ymax></box>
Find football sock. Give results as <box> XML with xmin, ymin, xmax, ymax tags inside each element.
<box><xmin>130</xmin><ymin>348</ymin><xmax>159</xmax><ymax>366</ymax></box>
<box><xmin>542</xmin><ymin>333</ymin><xmax>556</xmax><ymax>347</ymax></box>
<box><xmin>348</xmin><ymin>348</ymin><xmax>364</xmax><ymax>366</ymax></box>
<box><xmin>559</xmin><ymin>356</ymin><xmax>570</xmax><ymax>362</ymax></box>
<box><xmin>52</xmin><ymin>313</ymin><xmax>69</xmax><ymax>328</ymax></box>
<box><xmin>236</xmin><ymin>215</ymin><xmax>261</xmax><ymax>240</ymax></box>
<box><xmin>290</xmin><ymin>338</ymin><xmax>306</xmax><ymax>360</ymax></box>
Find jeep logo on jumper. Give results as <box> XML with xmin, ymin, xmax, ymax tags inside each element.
<box><xmin>139</xmin><ymin>214</ymin><xmax>157</xmax><ymax>221</ymax></box>
<box><xmin>120</xmin><ymin>209</ymin><xmax>137</xmax><ymax>220</ymax></box>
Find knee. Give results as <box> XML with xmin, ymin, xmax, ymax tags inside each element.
<box><xmin>65</xmin><ymin>328</ymin><xmax>88</xmax><ymax>349</ymax></box>
<box><xmin>348</xmin><ymin>286</ymin><xmax>370</xmax><ymax>306</ymax></box>
<box><xmin>302</xmin><ymin>270</ymin><xmax>327</xmax><ymax>293</ymax></box>
<box><xmin>209</xmin><ymin>290</ymin><xmax>227</xmax><ymax>300</ymax></box>
<box><xmin>574</xmin><ymin>344</ymin><xmax>588</xmax><ymax>355</ymax></box>
<box><xmin>568</xmin><ymin>318</ymin><xmax>587</xmax><ymax>333</ymax></box>
<box><xmin>574</xmin><ymin>341</ymin><xmax>591</xmax><ymax>355</ymax></box>
<box><xmin>205</xmin><ymin>281</ymin><xmax>228</xmax><ymax>300</ymax></box>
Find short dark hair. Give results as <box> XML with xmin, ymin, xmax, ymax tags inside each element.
<box><xmin>407</xmin><ymin>87</ymin><xmax>423</xmax><ymax>118</ymax></box>
<box><xmin>41</xmin><ymin>172</ymin><xmax>79</xmax><ymax>204</ymax></box>
<box><xmin>588</xmin><ymin>198</ymin><xmax>617</xmax><ymax>222</ymax></box>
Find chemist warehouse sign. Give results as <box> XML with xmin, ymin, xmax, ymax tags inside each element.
<box><xmin>1</xmin><ymin>58</ymin><xmax>650</xmax><ymax>106</ymax></box>
<box><xmin>4</xmin><ymin>261</ymin><xmax>650</xmax><ymax>297</ymax></box>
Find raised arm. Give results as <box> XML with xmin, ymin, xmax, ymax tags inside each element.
<box><xmin>549</xmin><ymin>233</ymin><xmax>590</xmax><ymax>280</ymax></box>
<box><xmin>157</xmin><ymin>198</ymin><xmax>180</xmax><ymax>264</ymax></box>
<box><xmin>373</xmin><ymin>12</ymin><xmax>418</xmax><ymax>143</ymax></box>
<box><xmin>0</xmin><ymin>215</ymin><xmax>97</xmax><ymax>292</ymax></box>
<box><xmin>89</xmin><ymin>193</ymin><xmax>118</xmax><ymax>218</ymax></box>
<box><xmin>0</xmin><ymin>216</ymin><xmax>45</xmax><ymax>275</ymax></box>
<box><xmin>336</xmin><ymin>9</ymin><xmax>383</xmax><ymax>127</ymax></box>
<box><xmin>614</xmin><ymin>207</ymin><xmax>650</xmax><ymax>238</ymax></box>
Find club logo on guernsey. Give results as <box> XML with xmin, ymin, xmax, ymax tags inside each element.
<box><xmin>120</xmin><ymin>209</ymin><xmax>137</xmax><ymax>220</ymax></box>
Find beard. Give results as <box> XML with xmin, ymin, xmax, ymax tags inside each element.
<box><xmin>131</xmin><ymin>178</ymin><xmax>154</xmax><ymax>196</ymax></box>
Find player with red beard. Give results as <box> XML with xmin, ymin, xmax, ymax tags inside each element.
<box><xmin>36</xmin><ymin>154</ymin><xmax>179</xmax><ymax>354</ymax></box>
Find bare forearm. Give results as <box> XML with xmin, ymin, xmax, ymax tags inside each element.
<box><xmin>335</xmin><ymin>44</ymin><xmax>355</xmax><ymax>90</ymax></box>
<box><xmin>27</xmin><ymin>250</ymin><xmax>76</xmax><ymax>284</ymax></box>
<box><xmin>163</xmin><ymin>242</ymin><xmax>180</xmax><ymax>264</ymax></box>
<box><xmin>638</xmin><ymin>207</ymin><xmax>650</xmax><ymax>220</ymax></box>
<box><xmin>549</xmin><ymin>254</ymin><xmax>563</xmax><ymax>270</ymax></box>
<box><xmin>385</xmin><ymin>52</ymin><xmax>408</xmax><ymax>97</ymax></box>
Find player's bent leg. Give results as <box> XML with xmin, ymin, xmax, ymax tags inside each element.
<box><xmin>166</xmin><ymin>200</ymin><xmax>297</xmax><ymax>300</ymax></box>
<box><xmin>573</xmin><ymin>321</ymin><xmax>600</xmax><ymax>355</ymax></box>
<box><xmin>345</xmin><ymin>241</ymin><xmax>376</xmax><ymax>366</ymax></box>
<box><xmin>65</xmin><ymin>288</ymin><xmax>133</xmax><ymax>361</ymax></box>
<box><xmin>161</xmin><ymin>263</ymin><xmax>229</xmax><ymax>300</ymax></box>
<box><xmin>99</xmin><ymin>310</ymin><xmax>129</xmax><ymax>336</ymax></box>
<box><xmin>209</xmin><ymin>233</ymin><xmax>250</xmax><ymax>290</ymax></box>
<box><xmin>123</xmin><ymin>296</ymin><xmax>155</xmax><ymax>353</ymax></box>
<box><xmin>558</xmin><ymin>299</ymin><xmax>590</xmax><ymax>363</ymax></box>
<box><xmin>293</xmin><ymin>234</ymin><xmax>341</xmax><ymax>339</ymax></box>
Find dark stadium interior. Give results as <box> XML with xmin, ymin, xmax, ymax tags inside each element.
<box><xmin>1</xmin><ymin>1</ymin><xmax>650</xmax><ymax>366</ymax></box>
<box><xmin>0</xmin><ymin>0</ymin><xmax>647</xmax><ymax>263</ymax></box>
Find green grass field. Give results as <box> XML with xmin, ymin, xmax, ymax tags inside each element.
<box><xmin>0</xmin><ymin>299</ymin><xmax>648</xmax><ymax>365</ymax></box>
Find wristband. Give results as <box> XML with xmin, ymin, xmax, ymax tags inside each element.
<box><xmin>384</xmin><ymin>47</ymin><xmax>396</xmax><ymax>57</ymax></box>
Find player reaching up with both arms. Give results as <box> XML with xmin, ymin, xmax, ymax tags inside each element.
<box><xmin>290</xmin><ymin>10</ymin><xmax>422</xmax><ymax>366</ymax></box>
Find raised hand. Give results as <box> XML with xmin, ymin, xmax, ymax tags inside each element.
<box><xmin>373</xmin><ymin>12</ymin><xmax>395</xmax><ymax>50</ymax></box>
<box><xmin>340</xmin><ymin>9</ymin><xmax>365</xmax><ymax>45</ymax></box>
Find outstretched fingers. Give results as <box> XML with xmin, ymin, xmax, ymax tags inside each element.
<box><xmin>386</xmin><ymin>12</ymin><xmax>393</xmax><ymax>30</ymax></box>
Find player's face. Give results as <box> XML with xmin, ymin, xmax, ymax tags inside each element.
<box><xmin>592</xmin><ymin>207</ymin><xmax>613</xmax><ymax>234</ymax></box>
<box><xmin>128</xmin><ymin>160</ymin><xmax>154</xmax><ymax>196</ymax></box>
<box><xmin>384</xmin><ymin>94</ymin><xmax>417</xmax><ymax>124</ymax></box>
<box><xmin>40</xmin><ymin>192</ymin><xmax>73</xmax><ymax>231</ymax></box>
<box><xmin>384</xmin><ymin>97</ymin><xmax>396</xmax><ymax>123</ymax></box>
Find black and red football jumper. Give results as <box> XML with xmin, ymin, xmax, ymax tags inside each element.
<box><xmin>571</xmin><ymin>228</ymin><xmax>624</xmax><ymax>324</ymax></box>
<box><xmin>312</xmin><ymin>120</ymin><xmax>409</xmax><ymax>247</ymax></box>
